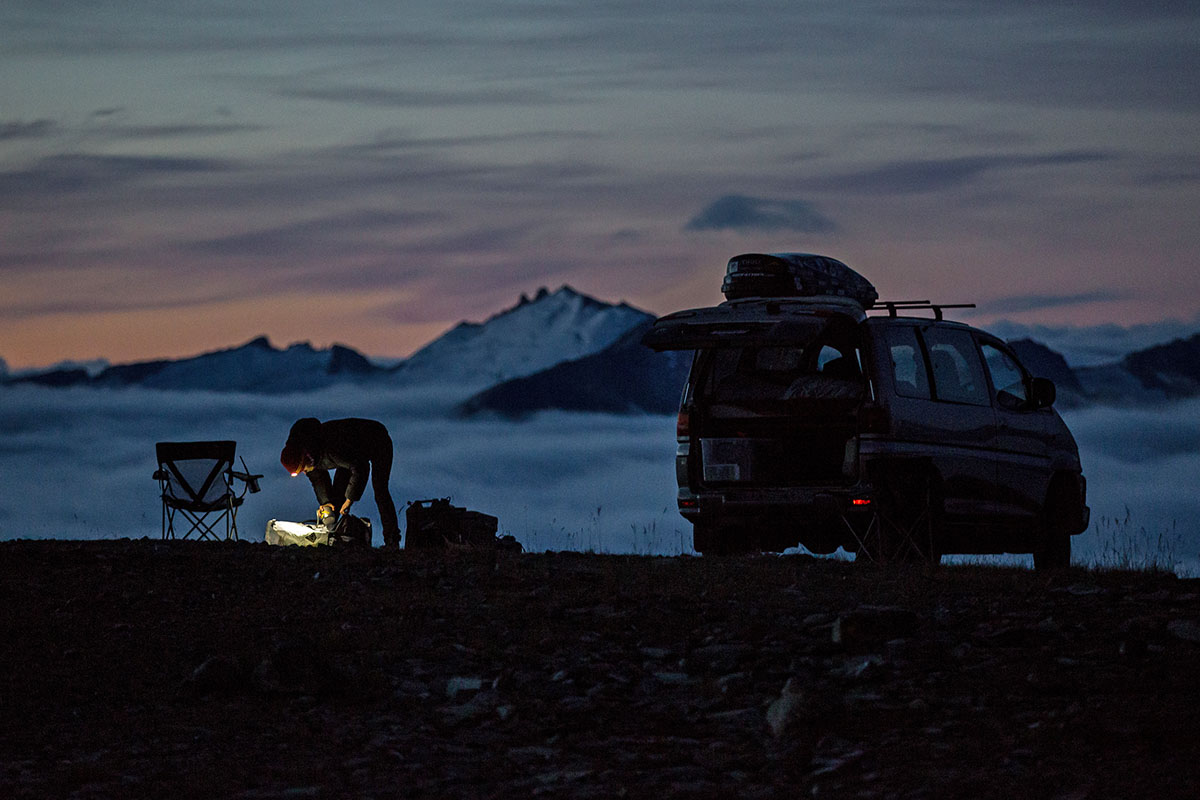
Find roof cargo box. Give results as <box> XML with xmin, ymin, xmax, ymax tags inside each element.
<box><xmin>722</xmin><ymin>253</ymin><xmax>879</xmax><ymax>306</ymax></box>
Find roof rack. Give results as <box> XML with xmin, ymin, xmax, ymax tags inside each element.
<box><xmin>869</xmin><ymin>300</ymin><xmax>976</xmax><ymax>321</ymax></box>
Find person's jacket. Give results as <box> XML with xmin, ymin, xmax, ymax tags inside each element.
<box><xmin>283</xmin><ymin>417</ymin><xmax>391</xmax><ymax>504</ymax></box>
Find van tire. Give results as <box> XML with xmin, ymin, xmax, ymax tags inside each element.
<box><xmin>1034</xmin><ymin>531</ymin><xmax>1070</xmax><ymax>571</ymax></box>
<box><xmin>693</xmin><ymin>520</ymin><xmax>761</xmax><ymax>555</ymax></box>
<box><xmin>1034</xmin><ymin>483</ymin><xmax>1076</xmax><ymax>570</ymax></box>
<box><xmin>693</xmin><ymin>520</ymin><xmax>743</xmax><ymax>555</ymax></box>
<box><xmin>692</xmin><ymin>520</ymin><xmax>717</xmax><ymax>554</ymax></box>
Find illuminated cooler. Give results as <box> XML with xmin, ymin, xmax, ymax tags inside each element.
<box><xmin>264</xmin><ymin>516</ymin><xmax>372</xmax><ymax>546</ymax></box>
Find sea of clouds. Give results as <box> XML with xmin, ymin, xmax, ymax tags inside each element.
<box><xmin>2</xmin><ymin>385</ymin><xmax>1197</xmax><ymax>574</ymax></box>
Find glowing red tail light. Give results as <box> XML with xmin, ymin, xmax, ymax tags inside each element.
<box><xmin>851</xmin><ymin>498</ymin><xmax>872</xmax><ymax>506</ymax></box>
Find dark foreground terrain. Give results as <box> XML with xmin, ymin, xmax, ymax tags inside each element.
<box><xmin>2</xmin><ymin>540</ymin><xmax>1199</xmax><ymax>799</ymax></box>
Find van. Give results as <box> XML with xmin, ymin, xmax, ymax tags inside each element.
<box><xmin>643</xmin><ymin>254</ymin><xmax>1088</xmax><ymax>568</ymax></box>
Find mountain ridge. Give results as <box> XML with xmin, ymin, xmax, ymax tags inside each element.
<box><xmin>388</xmin><ymin>285</ymin><xmax>652</xmax><ymax>390</ymax></box>
<box><xmin>4</xmin><ymin>285</ymin><xmax>650</xmax><ymax>395</ymax></box>
<box><xmin>460</xmin><ymin>324</ymin><xmax>1200</xmax><ymax>417</ymax></box>
<box><xmin>7</xmin><ymin>335</ymin><xmax>389</xmax><ymax>394</ymax></box>
<box><xmin>6</xmin><ymin>288</ymin><xmax>1200</xmax><ymax>408</ymax></box>
<box><xmin>456</xmin><ymin>320</ymin><xmax>692</xmax><ymax>418</ymax></box>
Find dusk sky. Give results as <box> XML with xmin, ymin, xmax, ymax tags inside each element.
<box><xmin>4</xmin><ymin>1</ymin><xmax>1200</xmax><ymax>368</ymax></box>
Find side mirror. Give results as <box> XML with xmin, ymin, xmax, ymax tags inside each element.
<box><xmin>1030</xmin><ymin>377</ymin><xmax>1056</xmax><ymax>409</ymax></box>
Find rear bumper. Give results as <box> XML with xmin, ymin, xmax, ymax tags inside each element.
<box><xmin>678</xmin><ymin>485</ymin><xmax>874</xmax><ymax>524</ymax></box>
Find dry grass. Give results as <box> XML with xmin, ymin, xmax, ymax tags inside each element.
<box><xmin>1088</xmin><ymin>506</ymin><xmax>1185</xmax><ymax>574</ymax></box>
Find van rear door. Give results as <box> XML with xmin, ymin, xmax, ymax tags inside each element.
<box><xmin>646</xmin><ymin>303</ymin><xmax>869</xmax><ymax>489</ymax></box>
<box><xmin>641</xmin><ymin>301</ymin><xmax>856</xmax><ymax>352</ymax></box>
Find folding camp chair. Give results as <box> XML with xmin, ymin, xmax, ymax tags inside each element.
<box><xmin>154</xmin><ymin>441</ymin><xmax>262</xmax><ymax>541</ymax></box>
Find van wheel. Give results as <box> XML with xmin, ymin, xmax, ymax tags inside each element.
<box><xmin>861</xmin><ymin>471</ymin><xmax>942</xmax><ymax>566</ymax></box>
<box><xmin>693</xmin><ymin>520</ymin><xmax>741</xmax><ymax>555</ymax></box>
<box><xmin>692</xmin><ymin>521</ymin><xmax>758</xmax><ymax>555</ymax></box>
<box><xmin>692</xmin><ymin>520</ymin><xmax>717</xmax><ymax>554</ymax></box>
<box><xmin>1034</xmin><ymin>486</ymin><xmax>1075</xmax><ymax>570</ymax></box>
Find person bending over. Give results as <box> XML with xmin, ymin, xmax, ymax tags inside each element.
<box><xmin>280</xmin><ymin>417</ymin><xmax>401</xmax><ymax>548</ymax></box>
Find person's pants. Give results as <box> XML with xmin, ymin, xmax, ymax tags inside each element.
<box><xmin>331</xmin><ymin>447</ymin><xmax>401</xmax><ymax>547</ymax></box>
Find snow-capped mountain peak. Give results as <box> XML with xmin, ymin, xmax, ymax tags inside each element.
<box><xmin>395</xmin><ymin>285</ymin><xmax>653</xmax><ymax>389</ymax></box>
<box><xmin>8</xmin><ymin>336</ymin><xmax>386</xmax><ymax>393</ymax></box>
<box><xmin>4</xmin><ymin>287</ymin><xmax>654</xmax><ymax>395</ymax></box>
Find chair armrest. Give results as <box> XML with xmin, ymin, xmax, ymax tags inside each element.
<box><xmin>230</xmin><ymin>470</ymin><xmax>263</xmax><ymax>493</ymax></box>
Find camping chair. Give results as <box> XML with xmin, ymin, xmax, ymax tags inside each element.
<box><xmin>154</xmin><ymin>441</ymin><xmax>262</xmax><ymax>541</ymax></box>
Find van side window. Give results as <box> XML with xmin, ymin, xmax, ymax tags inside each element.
<box><xmin>886</xmin><ymin>327</ymin><xmax>931</xmax><ymax>399</ymax></box>
<box><xmin>980</xmin><ymin>342</ymin><xmax>1029</xmax><ymax>410</ymax></box>
<box><xmin>921</xmin><ymin>327</ymin><xmax>990</xmax><ymax>406</ymax></box>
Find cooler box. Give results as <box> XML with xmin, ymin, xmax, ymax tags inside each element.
<box><xmin>265</xmin><ymin>519</ymin><xmax>329</xmax><ymax>547</ymax></box>
<box><xmin>265</xmin><ymin>515</ymin><xmax>372</xmax><ymax>547</ymax></box>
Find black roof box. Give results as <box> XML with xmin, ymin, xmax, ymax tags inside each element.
<box><xmin>721</xmin><ymin>252</ymin><xmax>879</xmax><ymax>307</ymax></box>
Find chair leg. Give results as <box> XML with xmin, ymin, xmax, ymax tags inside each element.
<box><xmin>178</xmin><ymin>508</ymin><xmax>220</xmax><ymax>541</ymax></box>
<box><xmin>197</xmin><ymin>511</ymin><xmax>221</xmax><ymax>541</ymax></box>
<box><xmin>162</xmin><ymin>504</ymin><xmax>241</xmax><ymax>541</ymax></box>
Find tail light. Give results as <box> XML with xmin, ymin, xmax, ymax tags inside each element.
<box><xmin>676</xmin><ymin>408</ymin><xmax>690</xmax><ymax>439</ymax></box>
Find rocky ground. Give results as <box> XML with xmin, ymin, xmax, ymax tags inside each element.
<box><xmin>2</xmin><ymin>539</ymin><xmax>1200</xmax><ymax>799</ymax></box>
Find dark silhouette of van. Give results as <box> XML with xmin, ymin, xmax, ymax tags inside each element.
<box><xmin>643</xmin><ymin>256</ymin><xmax>1088</xmax><ymax>569</ymax></box>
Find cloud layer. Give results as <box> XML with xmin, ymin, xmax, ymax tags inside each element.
<box><xmin>0</xmin><ymin>385</ymin><xmax>685</xmax><ymax>555</ymax></box>
<box><xmin>802</xmin><ymin>152</ymin><xmax>1112</xmax><ymax>195</ymax></box>
<box><xmin>983</xmin><ymin>291</ymin><xmax>1127</xmax><ymax>315</ymax></box>
<box><xmin>685</xmin><ymin>195</ymin><xmax>837</xmax><ymax>233</ymax></box>
<box><xmin>1</xmin><ymin>385</ymin><xmax>1196</xmax><ymax>574</ymax></box>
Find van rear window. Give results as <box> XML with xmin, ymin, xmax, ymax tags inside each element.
<box><xmin>700</xmin><ymin>343</ymin><xmax>864</xmax><ymax>406</ymax></box>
